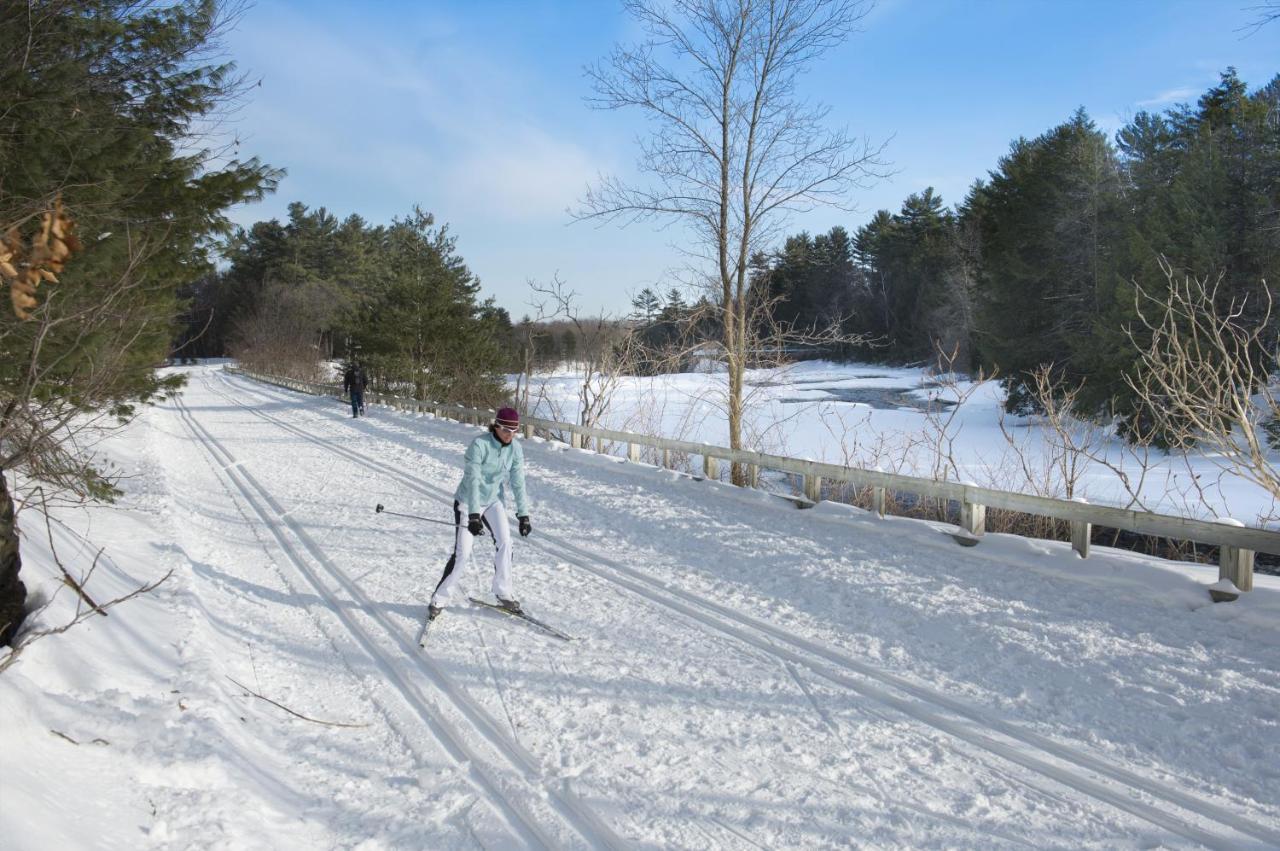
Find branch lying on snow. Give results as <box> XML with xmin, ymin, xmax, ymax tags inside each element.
<box><xmin>225</xmin><ymin>676</ymin><xmax>368</xmax><ymax>729</ymax></box>
<box><xmin>39</xmin><ymin>497</ymin><xmax>106</xmax><ymax>616</ymax></box>
<box><xmin>49</xmin><ymin>729</ymin><xmax>109</xmax><ymax>746</ymax></box>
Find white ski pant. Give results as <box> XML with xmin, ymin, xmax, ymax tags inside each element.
<box><xmin>430</xmin><ymin>500</ymin><xmax>513</xmax><ymax>606</ymax></box>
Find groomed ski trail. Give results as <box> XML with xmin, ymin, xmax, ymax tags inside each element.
<box><xmin>204</xmin><ymin>368</ymin><xmax>1280</xmax><ymax>849</ymax></box>
<box><xmin>168</xmin><ymin>389</ymin><xmax>625</xmax><ymax>850</ymax></box>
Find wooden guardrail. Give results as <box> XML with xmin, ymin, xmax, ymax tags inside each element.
<box><xmin>228</xmin><ymin>367</ymin><xmax>1279</xmax><ymax>593</ymax></box>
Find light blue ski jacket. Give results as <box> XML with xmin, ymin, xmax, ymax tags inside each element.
<box><xmin>453</xmin><ymin>430</ymin><xmax>530</xmax><ymax>517</ymax></box>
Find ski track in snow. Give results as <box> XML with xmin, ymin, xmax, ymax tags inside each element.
<box><xmin>8</xmin><ymin>364</ymin><xmax>1276</xmax><ymax>849</ymax></box>
<box><xmin>169</xmin><ymin>387</ymin><xmax>623</xmax><ymax>849</ymax></box>
<box><xmin>173</xmin><ymin>366</ymin><xmax>1280</xmax><ymax>849</ymax></box>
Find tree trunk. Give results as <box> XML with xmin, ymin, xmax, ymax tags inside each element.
<box><xmin>0</xmin><ymin>469</ymin><xmax>27</xmax><ymax>647</ymax></box>
<box><xmin>728</xmin><ymin>356</ymin><xmax>747</xmax><ymax>485</ymax></box>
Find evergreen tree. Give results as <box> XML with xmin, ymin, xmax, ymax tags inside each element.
<box><xmin>533</xmin><ymin>329</ymin><xmax>560</xmax><ymax>367</ymax></box>
<box><xmin>1082</xmin><ymin>71</ymin><xmax>1280</xmax><ymax>438</ymax></box>
<box><xmin>560</xmin><ymin>328</ymin><xmax>578</xmax><ymax>363</ymax></box>
<box><xmin>662</xmin><ymin>288</ymin><xmax>687</xmax><ymax>319</ymax></box>
<box><xmin>0</xmin><ymin>0</ymin><xmax>278</xmax><ymax>645</ymax></box>
<box><xmin>851</xmin><ymin>192</ymin><xmax>968</xmax><ymax>361</ymax></box>
<box><xmin>970</xmin><ymin>110</ymin><xmax>1126</xmax><ymax>411</ymax></box>
<box><xmin>347</xmin><ymin>209</ymin><xmax>506</xmax><ymax>406</ymax></box>
<box><xmin>1118</xmin><ymin>71</ymin><xmax>1280</xmax><ymax>368</ymax></box>
<box><xmin>852</xmin><ymin>209</ymin><xmax>896</xmax><ymax>341</ymax></box>
<box><xmin>631</xmin><ymin>288</ymin><xmax>661</xmax><ymax>323</ymax></box>
<box><xmin>810</xmin><ymin>226</ymin><xmax>859</xmax><ymax>334</ymax></box>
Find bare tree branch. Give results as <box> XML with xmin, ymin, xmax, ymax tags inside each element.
<box><xmin>1125</xmin><ymin>258</ymin><xmax>1279</xmax><ymax>511</ymax></box>
<box><xmin>1</xmin><ymin>564</ymin><xmax>172</xmax><ymax>675</ymax></box>
<box><xmin>225</xmin><ymin>676</ymin><xmax>369</xmax><ymax>728</ymax></box>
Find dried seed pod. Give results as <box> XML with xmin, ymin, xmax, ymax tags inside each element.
<box><xmin>11</xmin><ymin>281</ymin><xmax>38</xmax><ymax>319</ymax></box>
<box><xmin>3</xmin><ymin>196</ymin><xmax>78</xmax><ymax>319</ymax></box>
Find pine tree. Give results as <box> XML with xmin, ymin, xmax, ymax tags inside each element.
<box><xmin>853</xmin><ymin>210</ymin><xmax>896</xmax><ymax>341</ymax></box>
<box><xmin>971</xmin><ymin>110</ymin><xmax>1126</xmax><ymax>411</ymax></box>
<box><xmin>631</xmin><ymin>288</ymin><xmax>661</xmax><ymax>323</ymax></box>
<box><xmin>348</xmin><ymin>208</ymin><xmax>506</xmax><ymax>406</ymax></box>
<box><xmin>0</xmin><ymin>0</ymin><xmax>279</xmax><ymax>646</ymax></box>
<box><xmin>561</xmin><ymin>328</ymin><xmax>578</xmax><ymax>364</ymax></box>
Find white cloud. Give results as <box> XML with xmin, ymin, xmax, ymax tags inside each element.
<box><xmin>1136</xmin><ymin>87</ymin><xmax>1198</xmax><ymax>108</ymax></box>
<box><xmin>225</xmin><ymin>4</ymin><xmax>606</xmax><ymax>225</ymax></box>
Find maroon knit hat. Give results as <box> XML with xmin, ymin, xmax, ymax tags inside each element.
<box><xmin>495</xmin><ymin>407</ymin><xmax>519</xmax><ymax>428</ymax></box>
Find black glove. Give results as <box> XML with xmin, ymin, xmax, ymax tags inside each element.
<box><xmin>518</xmin><ymin>515</ymin><xmax>532</xmax><ymax>537</ymax></box>
<box><xmin>467</xmin><ymin>514</ymin><xmax>484</xmax><ymax>536</ymax></box>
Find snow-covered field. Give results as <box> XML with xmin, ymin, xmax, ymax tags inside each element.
<box><xmin>3</xmin><ymin>364</ymin><xmax>1279</xmax><ymax>849</ymax></box>
<box><xmin>524</xmin><ymin>360</ymin><xmax>1280</xmax><ymax>528</ymax></box>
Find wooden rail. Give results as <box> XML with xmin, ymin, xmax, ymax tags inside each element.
<box><xmin>228</xmin><ymin>367</ymin><xmax>1278</xmax><ymax>593</ymax></box>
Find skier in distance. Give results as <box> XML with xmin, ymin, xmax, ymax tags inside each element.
<box><xmin>342</xmin><ymin>361</ymin><xmax>367</xmax><ymax>418</ymax></box>
<box><xmin>428</xmin><ymin>406</ymin><xmax>532</xmax><ymax>620</ymax></box>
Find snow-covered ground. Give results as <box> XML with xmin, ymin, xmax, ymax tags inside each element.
<box><xmin>3</xmin><ymin>364</ymin><xmax>1279</xmax><ymax>849</ymax></box>
<box><xmin>524</xmin><ymin>360</ymin><xmax>1280</xmax><ymax>527</ymax></box>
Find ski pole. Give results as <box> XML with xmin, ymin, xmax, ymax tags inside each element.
<box><xmin>374</xmin><ymin>503</ymin><xmax>457</xmax><ymax>528</ymax></box>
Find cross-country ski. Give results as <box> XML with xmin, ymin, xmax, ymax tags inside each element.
<box><xmin>468</xmin><ymin>597</ymin><xmax>575</xmax><ymax>641</ymax></box>
<box><xmin>416</xmin><ymin>606</ymin><xmax>442</xmax><ymax>649</ymax></box>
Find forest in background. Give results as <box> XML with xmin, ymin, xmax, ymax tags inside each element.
<box><xmin>749</xmin><ymin>70</ymin><xmax>1279</xmax><ymax>441</ymax></box>
<box><xmin>180</xmin><ymin>71</ymin><xmax>1279</xmax><ymax>449</ymax></box>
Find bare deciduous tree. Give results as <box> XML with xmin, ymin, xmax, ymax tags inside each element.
<box><xmin>918</xmin><ymin>345</ymin><xmax>992</xmax><ymax>485</ymax></box>
<box><xmin>1126</xmin><ymin>260</ymin><xmax>1279</xmax><ymax>508</ymax></box>
<box><xmin>230</xmin><ymin>282</ymin><xmax>333</xmax><ymax>382</ymax></box>
<box><xmin>577</xmin><ymin>0</ymin><xmax>886</xmax><ymax>484</ymax></box>
<box><xmin>1241</xmin><ymin>1</ymin><xmax>1280</xmax><ymax>35</ymax></box>
<box><xmin>526</xmin><ymin>275</ymin><xmax>640</xmax><ymax>446</ymax></box>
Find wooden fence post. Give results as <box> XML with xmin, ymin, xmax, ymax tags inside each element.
<box><xmin>1071</xmin><ymin>521</ymin><xmax>1091</xmax><ymax>559</ymax></box>
<box><xmin>749</xmin><ymin>464</ymin><xmax>759</xmax><ymax>488</ymax></box>
<box><xmin>662</xmin><ymin>448</ymin><xmax>670</xmax><ymax>470</ymax></box>
<box><xmin>628</xmin><ymin>442</ymin><xmax>640</xmax><ymax>463</ymax></box>
<box><xmin>1220</xmin><ymin>546</ymin><xmax>1255</xmax><ymax>592</ymax></box>
<box><xmin>1215</xmin><ymin>518</ymin><xmax>1254</xmax><ymax>593</ymax></box>
<box><xmin>805</xmin><ymin>473</ymin><xmax>822</xmax><ymax>503</ymax></box>
<box><xmin>872</xmin><ymin>486</ymin><xmax>886</xmax><ymax>518</ymax></box>
<box><xmin>571</xmin><ymin>432</ymin><xmax>582</xmax><ymax>450</ymax></box>
<box><xmin>1069</xmin><ymin>497</ymin><xmax>1090</xmax><ymax>558</ymax></box>
<box><xmin>960</xmin><ymin>483</ymin><xmax>986</xmax><ymax>538</ymax></box>
<box><xmin>704</xmin><ymin>455</ymin><xmax>718</xmax><ymax>481</ymax></box>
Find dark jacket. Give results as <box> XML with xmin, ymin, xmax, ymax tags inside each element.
<box><xmin>343</xmin><ymin>366</ymin><xmax>367</xmax><ymax>394</ymax></box>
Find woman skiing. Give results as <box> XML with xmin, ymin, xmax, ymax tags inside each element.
<box><xmin>428</xmin><ymin>407</ymin><xmax>531</xmax><ymax>620</ymax></box>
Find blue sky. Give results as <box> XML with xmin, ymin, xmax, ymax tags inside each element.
<box><xmin>221</xmin><ymin>0</ymin><xmax>1278</xmax><ymax>315</ymax></box>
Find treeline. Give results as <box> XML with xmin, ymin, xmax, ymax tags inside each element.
<box><xmin>179</xmin><ymin>70</ymin><xmax>1278</xmax><ymax>440</ymax></box>
<box><xmin>512</xmin><ymin>320</ymin><xmax>579</xmax><ymax>372</ymax></box>
<box><xmin>748</xmin><ymin>70</ymin><xmax>1279</xmax><ymax>438</ymax></box>
<box><xmin>179</xmin><ymin>202</ymin><xmax>647</xmax><ymax>401</ymax></box>
<box><xmin>177</xmin><ymin>203</ymin><xmax>515</xmax><ymax>406</ymax></box>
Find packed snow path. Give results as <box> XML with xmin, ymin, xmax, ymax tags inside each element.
<box><xmin>8</xmin><ymin>364</ymin><xmax>1279</xmax><ymax>849</ymax></box>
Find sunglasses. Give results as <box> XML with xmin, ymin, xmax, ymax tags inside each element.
<box><xmin>495</xmin><ymin>423</ymin><xmax>518</xmax><ymax>434</ymax></box>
